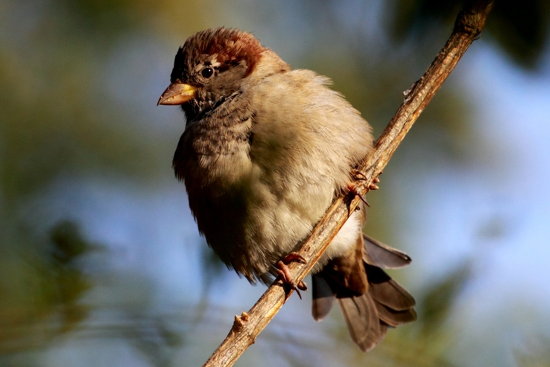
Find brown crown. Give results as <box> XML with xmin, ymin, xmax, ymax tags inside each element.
<box><xmin>172</xmin><ymin>28</ymin><xmax>266</xmax><ymax>81</ymax></box>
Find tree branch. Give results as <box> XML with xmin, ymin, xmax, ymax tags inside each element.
<box><xmin>202</xmin><ymin>1</ymin><xmax>494</xmax><ymax>366</ymax></box>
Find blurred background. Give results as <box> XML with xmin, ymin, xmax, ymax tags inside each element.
<box><xmin>1</xmin><ymin>0</ymin><xmax>549</xmax><ymax>366</ymax></box>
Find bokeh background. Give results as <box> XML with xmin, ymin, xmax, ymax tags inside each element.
<box><xmin>2</xmin><ymin>1</ymin><xmax>549</xmax><ymax>366</ymax></box>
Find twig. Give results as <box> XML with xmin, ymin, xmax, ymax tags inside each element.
<box><xmin>202</xmin><ymin>1</ymin><xmax>494</xmax><ymax>366</ymax></box>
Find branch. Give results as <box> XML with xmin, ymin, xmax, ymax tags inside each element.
<box><xmin>202</xmin><ymin>1</ymin><xmax>494</xmax><ymax>366</ymax></box>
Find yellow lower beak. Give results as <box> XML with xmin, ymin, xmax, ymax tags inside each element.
<box><xmin>157</xmin><ymin>83</ymin><xmax>197</xmax><ymax>105</ymax></box>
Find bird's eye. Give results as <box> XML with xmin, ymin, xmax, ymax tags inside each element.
<box><xmin>201</xmin><ymin>67</ymin><xmax>214</xmax><ymax>78</ymax></box>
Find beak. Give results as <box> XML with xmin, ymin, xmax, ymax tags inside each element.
<box><xmin>157</xmin><ymin>82</ymin><xmax>197</xmax><ymax>105</ymax></box>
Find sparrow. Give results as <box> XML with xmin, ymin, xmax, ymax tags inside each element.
<box><xmin>158</xmin><ymin>27</ymin><xmax>416</xmax><ymax>351</ymax></box>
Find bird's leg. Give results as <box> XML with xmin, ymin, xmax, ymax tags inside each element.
<box><xmin>276</xmin><ymin>252</ymin><xmax>307</xmax><ymax>298</ymax></box>
<box><xmin>346</xmin><ymin>170</ymin><xmax>383</xmax><ymax>206</ymax></box>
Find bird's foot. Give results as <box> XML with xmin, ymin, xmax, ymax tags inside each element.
<box><xmin>345</xmin><ymin>182</ymin><xmax>370</xmax><ymax>207</ymax></box>
<box><xmin>346</xmin><ymin>170</ymin><xmax>383</xmax><ymax>207</ymax></box>
<box><xmin>351</xmin><ymin>169</ymin><xmax>382</xmax><ymax>191</ymax></box>
<box><xmin>276</xmin><ymin>252</ymin><xmax>307</xmax><ymax>298</ymax></box>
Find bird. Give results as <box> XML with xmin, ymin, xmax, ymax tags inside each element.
<box><xmin>158</xmin><ymin>27</ymin><xmax>416</xmax><ymax>351</ymax></box>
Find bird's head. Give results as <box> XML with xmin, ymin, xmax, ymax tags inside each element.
<box><xmin>158</xmin><ymin>28</ymin><xmax>268</xmax><ymax>120</ymax></box>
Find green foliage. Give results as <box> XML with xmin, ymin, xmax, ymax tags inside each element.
<box><xmin>0</xmin><ymin>221</ymin><xmax>94</xmax><ymax>353</ymax></box>
<box><xmin>388</xmin><ymin>0</ymin><xmax>550</xmax><ymax>69</ymax></box>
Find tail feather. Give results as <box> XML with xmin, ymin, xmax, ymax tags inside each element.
<box><xmin>339</xmin><ymin>295</ymin><xmax>386</xmax><ymax>352</ymax></box>
<box><xmin>366</xmin><ymin>264</ymin><xmax>416</xmax><ymax>311</ymax></box>
<box><xmin>311</xmin><ymin>236</ymin><xmax>415</xmax><ymax>351</ymax></box>
<box><xmin>363</xmin><ymin>235</ymin><xmax>412</xmax><ymax>268</ymax></box>
<box><xmin>374</xmin><ymin>299</ymin><xmax>417</xmax><ymax>327</ymax></box>
<box><xmin>311</xmin><ymin>274</ymin><xmax>335</xmax><ymax>320</ymax></box>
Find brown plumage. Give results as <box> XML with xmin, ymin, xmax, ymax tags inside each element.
<box><xmin>158</xmin><ymin>27</ymin><xmax>415</xmax><ymax>351</ymax></box>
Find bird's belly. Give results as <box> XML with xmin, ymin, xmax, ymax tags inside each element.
<box><xmin>184</xmin><ymin>153</ymin><xmax>328</xmax><ymax>281</ymax></box>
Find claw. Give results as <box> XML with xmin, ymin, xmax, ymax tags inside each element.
<box><xmin>351</xmin><ymin>169</ymin><xmax>368</xmax><ymax>181</ymax></box>
<box><xmin>369</xmin><ymin>175</ymin><xmax>381</xmax><ymax>190</ymax></box>
<box><xmin>282</xmin><ymin>252</ymin><xmax>306</xmax><ymax>264</ymax></box>
<box><xmin>276</xmin><ymin>252</ymin><xmax>308</xmax><ymax>298</ymax></box>
<box><xmin>347</xmin><ymin>169</ymin><xmax>382</xmax><ymax>203</ymax></box>
<box><xmin>346</xmin><ymin>183</ymin><xmax>370</xmax><ymax>207</ymax></box>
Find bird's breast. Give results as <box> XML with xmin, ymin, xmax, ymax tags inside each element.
<box><xmin>174</xmin><ymin>104</ymin><xmax>254</xmax><ymax>182</ymax></box>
